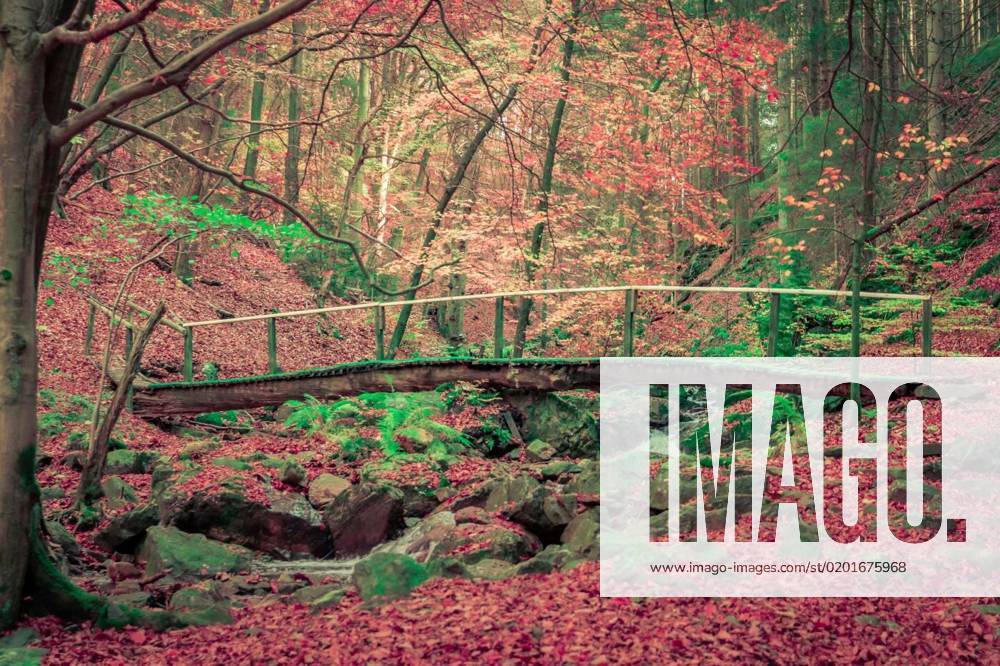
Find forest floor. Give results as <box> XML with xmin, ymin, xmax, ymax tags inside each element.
<box><xmin>5</xmin><ymin>182</ymin><xmax>1000</xmax><ymax>664</ymax></box>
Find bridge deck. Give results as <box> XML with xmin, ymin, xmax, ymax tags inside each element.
<box><xmin>131</xmin><ymin>357</ymin><xmax>600</xmax><ymax>417</ymax></box>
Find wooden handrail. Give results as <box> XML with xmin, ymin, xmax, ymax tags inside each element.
<box><xmin>182</xmin><ymin>284</ymin><xmax>931</xmax><ymax>329</ymax></box>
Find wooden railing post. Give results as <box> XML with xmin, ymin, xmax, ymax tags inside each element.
<box><xmin>922</xmin><ymin>298</ymin><xmax>933</xmax><ymax>357</ymax></box>
<box><xmin>767</xmin><ymin>293</ymin><xmax>781</xmax><ymax>356</ymax></box>
<box><xmin>375</xmin><ymin>306</ymin><xmax>386</xmax><ymax>361</ymax></box>
<box><xmin>84</xmin><ymin>303</ymin><xmax>96</xmax><ymax>355</ymax></box>
<box><xmin>183</xmin><ymin>326</ymin><xmax>194</xmax><ymax>381</ymax></box>
<box><xmin>267</xmin><ymin>315</ymin><xmax>280</xmax><ymax>374</ymax></box>
<box><xmin>494</xmin><ymin>297</ymin><xmax>505</xmax><ymax>358</ymax></box>
<box><xmin>623</xmin><ymin>288</ymin><xmax>636</xmax><ymax>356</ymax></box>
<box><xmin>124</xmin><ymin>325</ymin><xmax>134</xmax><ymax>359</ymax></box>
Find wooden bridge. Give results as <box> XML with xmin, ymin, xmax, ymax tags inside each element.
<box><xmin>84</xmin><ymin>284</ymin><xmax>934</xmax><ymax>417</ymax></box>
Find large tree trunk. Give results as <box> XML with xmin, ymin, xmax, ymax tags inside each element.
<box><xmin>282</xmin><ymin>19</ymin><xmax>305</xmax><ymax>224</ymax></box>
<box><xmin>0</xmin><ymin>0</ymin><xmax>87</xmax><ymax>629</ymax></box>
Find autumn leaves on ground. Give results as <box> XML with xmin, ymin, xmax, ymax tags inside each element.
<box><xmin>2</xmin><ymin>0</ymin><xmax>1000</xmax><ymax>663</ymax></box>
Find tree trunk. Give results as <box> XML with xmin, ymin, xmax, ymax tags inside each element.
<box><xmin>0</xmin><ymin>0</ymin><xmax>89</xmax><ymax>629</ymax></box>
<box><xmin>386</xmin><ymin>86</ymin><xmax>519</xmax><ymax>358</ymax></box>
<box><xmin>283</xmin><ymin>19</ymin><xmax>305</xmax><ymax>224</ymax></box>
<box><xmin>243</xmin><ymin>0</ymin><xmax>272</xmax><ymax>183</ymax></box>
<box><xmin>926</xmin><ymin>0</ymin><xmax>946</xmax><ymax>145</ymax></box>
<box><xmin>511</xmin><ymin>0</ymin><xmax>579</xmax><ymax>356</ymax></box>
<box><xmin>76</xmin><ymin>304</ymin><xmax>166</xmax><ymax>505</ymax></box>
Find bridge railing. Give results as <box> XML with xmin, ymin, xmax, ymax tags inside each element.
<box><xmin>170</xmin><ymin>285</ymin><xmax>932</xmax><ymax>381</ymax></box>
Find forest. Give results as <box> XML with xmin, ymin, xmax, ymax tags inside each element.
<box><xmin>0</xmin><ymin>0</ymin><xmax>998</xmax><ymax>662</ymax></box>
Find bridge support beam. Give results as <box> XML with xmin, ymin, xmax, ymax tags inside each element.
<box><xmin>129</xmin><ymin>359</ymin><xmax>600</xmax><ymax>417</ymax></box>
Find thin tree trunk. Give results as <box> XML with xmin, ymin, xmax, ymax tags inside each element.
<box><xmin>76</xmin><ymin>304</ymin><xmax>166</xmax><ymax>505</ymax></box>
<box><xmin>511</xmin><ymin>0</ymin><xmax>580</xmax><ymax>356</ymax></box>
<box><xmin>283</xmin><ymin>19</ymin><xmax>305</xmax><ymax>224</ymax></box>
<box><xmin>386</xmin><ymin>86</ymin><xmax>519</xmax><ymax>358</ymax></box>
<box><xmin>243</xmin><ymin>0</ymin><xmax>272</xmax><ymax>183</ymax></box>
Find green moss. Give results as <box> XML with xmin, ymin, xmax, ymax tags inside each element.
<box><xmin>16</xmin><ymin>446</ymin><xmax>38</xmax><ymax>495</ymax></box>
<box><xmin>351</xmin><ymin>553</ymin><xmax>429</xmax><ymax>601</ymax></box>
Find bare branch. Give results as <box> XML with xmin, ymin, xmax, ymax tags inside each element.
<box><xmin>44</xmin><ymin>0</ymin><xmax>162</xmax><ymax>51</ymax></box>
<box><xmin>50</xmin><ymin>0</ymin><xmax>320</xmax><ymax>147</ymax></box>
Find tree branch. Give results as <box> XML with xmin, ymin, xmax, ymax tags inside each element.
<box><xmin>44</xmin><ymin>0</ymin><xmax>162</xmax><ymax>50</ymax></box>
<box><xmin>84</xmin><ymin>108</ymin><xmax>449</xmax><ymax>296</ymax></box>
<box><xmin>49</xmin><ymin>0</ymin><xmax>319</xmax><ymax>147</ymax></box>
<box><xmin>866</xmin><ymin>159</ymin><xmax>999</xmax><ymax>242</ymax></box>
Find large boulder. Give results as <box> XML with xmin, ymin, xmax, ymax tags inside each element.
<box><xmin>486</xmin><ymin>474</ymin><xmax>576</xmax><ymax>542</ymax></box>
<box><xmin>140</xmin><ymin>526</ymin><xmax>251</xmax><ymax>580</ymax></box>
<box><xmin>323</xmin><ymin>483</ymin><xmax>404</xmax><ymax>556</ymax></box>
<box><xmin>393</xmin><ymin>510</ymin><xmax>540</xmax><ymax>565</ymax></box>
<box><xmin>561</xmin><ymin>507</ymin><xmax>599</xmax><ymax>559</ymax></box>
<box><xmin>95</xmin><ymin>503</ymin><xmax>160</xmax><ymax>553</ymax></box>
<box><xmin>351</xmin><ymin>553</ymin><xmax>429</xmax><ymax>602</ymax></box>
<box><xmin>162</xmin><ymin>486</ymin><xmax>333</xmax><ymax>559</ymax></box>
<box><xmin>307</xmin><ymin>473</ymin><xmax>351</xmax><ymax>509</ymax></box>
<box><xmin>505</xmin><ymin>392</ymin><xmax>598</xmax><ymax>458</ymax></box>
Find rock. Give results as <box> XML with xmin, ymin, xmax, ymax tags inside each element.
<box><xmin>561</xmin><ymin>508</ymin><xmax>599</xmax><ymax>559</ymax></box>
<box><xmin>95</xmin><ymin>503</ymin><xmax>160</xmax><ymax>553</ymax></box>
<box><xmin>525</xmin><ymin>439</ymin><xmax>556</xmax><ymax>463</ymax></box>
<box><xmin>565</xmin><ymin>460</ymin><xmax>599</xmax><ymax>495</ymax></box>
<box><xmin>914</xmin><ymin>383</ymin><xmax>940</xmax><ymax>399</ymax></box>
<box><xmin>432</xmin><ymin>523</ymin><xmax>541</xmax><ymax>565</ymax></box>
<box><xmin>275</xmin><ymin>571</ymin><xmax>304</xmax><ymax>595</ymax></box>
<box><xmin>307</xmin><ymin>473</ymin><xmax>351</xmax><ymax>509</ymax></box>
<box><xmin>107</xmin><ymin>590</ymin><xmax>152</xmax><ymax>608</ymax></box>
<box><xmin>44</xmin><ymin>520</ymin><xmax>81</xmax><ymax>560</ymax></box>
<box><xmin>443</xmin><ymin>480</ymin><xmax>497</xmax><ymax>513</ymax></box>
<box><xmin>400</xmin><ymin>486</ymin><xmax>439</xmax><ymax>518</ymax></box>
<box><xmin>105</xmin><ymin>449</ymin><xmax>163</xmax><ymax>475</ymax></box>
<box><xmin>517</xmin><ymin>544</ymin><xmax>581</xmax><ymax>575</ymax></box>
<box><xmin>324</xmin><ymin>483</ymin><xmax>404</xmax><ymax>556</ymax></box>
<box><xmin>139</xmin><ymin>526</ymin><xmax>251</xmax><ymax>580</ymax></box>
<box><xmin>40</xmin><ymin>485</ymin><xmax>65</xmax><ymax>501</ymax></box>
<box><xmin>649</xmin><ymin>466</ymin><xmax>703</xmax><ymax>512</ymax></box>
<box><xmin>101</xmin><ymin>476</ymin><xmax>138</xmax><ymax>509</ymax></box>
<box><xmin>177</xmin><ymin>606</ymin><xmax>235</xmax><ymax>626</ymax></box>
<box><xmin>505</xmin><ymin>392</ymin><xmax>599</xmax><ymax>458</ymax></box>
<box><xmin>306</xmin><ymin>588</ymin><xmax>346</xmax><ymax>612</ymax></box>
<box><xmin>485</xmin><ymin>475</ymin><xmax>542</xmax><ymax>512</ymax></box>
<box><xmin>162</xmin><ymin>486</ymin><xmax>333</xmax><ymax>558</ymax></box>
<box><xmin>454</xmin><ymin>506</ymin><xmax>492</xmax><ymax>525</ymax></box>
<box><xmin>291</xmin><ymin>584</ymin><xmax>343</xmax><ymax>605</ymax></box>
<box><xmin>107</xmin><ymin>561</ymin><xmax>142</xmax><ymax>582</ymax></box>
<box><xmin>280</xmin><ymin>460</ymin><xmax>308</xmax><ymax>487</ymax></box>
<box><xmin>465</xmin><ymin>558</ymin><xmax>517</xmax><ymax>580</ymax></box>
<box><xmin>540</xmin><ymin>461</ymin><xmax>581</xmax><ymax>479</ymax></box>
<box><xmin>351</xmin><ymin>552</ymin><xmax>429</xmax><ymax>602</ymax></box>
<box><xmin>487</xmin><ymin>475</ymin><xmax>577</xmax><ymax>541</ymax></box>
<box><xmin>170</xmin><ymin>585</ymin><xmax>222</xmax><ymax>611</ymax></box>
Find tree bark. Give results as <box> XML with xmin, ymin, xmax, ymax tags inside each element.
<box><xmin>0</xmin><ymin>0</ymin><xmax>90</xmax><ymax>629</ymax></box>
<box><xmin>282</xmin><ymin>18</ymin><xmax>305</xmax><ymax>224</ymax></box>
<box><xmin>242</xmin><ymin>0</ymin><xmax>272</xmax><ymax>183</ymax></box>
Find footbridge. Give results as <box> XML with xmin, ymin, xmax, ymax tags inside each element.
<box><xmin>84</xmin><ymin>284</ymin><xmax>933</xmax><ymax>417</ymax></box>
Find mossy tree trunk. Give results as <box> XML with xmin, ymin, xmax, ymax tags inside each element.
<box><xmin>0</xmin><ymin>0</ymin><xmax>91</xmax><ymax>629</ymax></box>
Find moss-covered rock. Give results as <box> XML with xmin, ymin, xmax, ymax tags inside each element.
<box><xmin>101</xmin><ymin>476</ymin><xmax>138</xmax><ymax>509</ymax></box>
<box><xmin>139</xmin><ymin>526</ymin><xmax>251</xmax><ymax>580</ymax></box>
<box><xmin>506</xmin><ymin>392</ymin><xmax>599</xmax><ymax>458</ymax></box>
<box><xmin>105</xmin><ymin>449</ymin><xmax>163</xmax><ymax>475</ymax></box>
<box><xmin>306</xmin><ymin>473</ymin><xmax>352</xmax><ymax>509</ymax></box>
<box><xmin>525</xmin><ymin>439</ymin><xmax>556</xmax><ymax>463</ymax></box>
<box><xmin>351</xmin><ymin>552</ymin><xmax>429</xmax><ymax>601</ymax></box>
<box><xmin>487</xmin><ymin>474</ymin><xmax>576</xmax><ymax>541</ymax></box>
<box><xmin>561</xmin><ymin>507</ymin><xmax>599</xmax><ymax>559</ymax></box>
<box><xmin>95</xmin><ymin>503</ymin><xmax>160</xmax><ymax>553</ymax></box>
